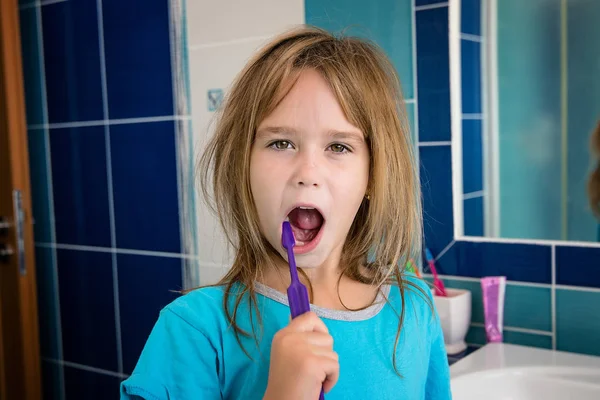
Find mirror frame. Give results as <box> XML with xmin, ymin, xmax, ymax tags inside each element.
<box><xmin>448</xmin><ymin>0</ymin><xmax>600</xmax><ymax>248</ymax></box>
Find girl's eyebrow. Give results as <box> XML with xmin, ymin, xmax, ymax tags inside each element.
<box><xmin>256</xmin><ymin>126</ymin><xmax>364</xmax><ymax>143</ymax></box>
<box><xmin>256</xmin><ymin>126</ymin><xmax>297</xmax><ymax>138</ymax></box>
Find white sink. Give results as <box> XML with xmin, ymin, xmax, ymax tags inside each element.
<box><xmin>450</xmin><ymin>343</ymin><xmax>600</xmax><ymax>399</ymax></box>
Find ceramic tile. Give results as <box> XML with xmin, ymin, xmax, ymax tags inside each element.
<box><xmin>19</xmin><ymin>7</ymin><xmax>44</xmax><ymax>126</ymax></box>
<box><xmin>464</xmin><ymin>196</ymin><xmax>484</xmax><ymax>237</ymax></box>
<box><xmin>445</xmin><ymin>242</ymin><xmax>552</xmax><ymax>284</ymax></box>
<box><xmin>102</xmin><ymin>0</ymin><xmax>173</xmax><ymax>119</ymax></box>
<box><xmin>461</xmin><ymin>39</ymin><xmax>481</xmax><ymax>114</ymax></box>
<box><xmin>306</xmin><ymin>0</ymin><xmax>414</xmax><ymax>99</ymax></box>
<box><xmin>57</xmin><ymin>249</ymin><xmax>117</xmax><ymax>370</ymax></box>
<box><xmin>556</xmin><ymin>289</ymin><xmax>600</xmax><ymax>357</ymax></box>
<box><xmin>420</xmin><ymin>146</ymin><xmax>454</xmax><ymax>258</ymax></box>
<box><xmin>416</xmin><ymin>6</ymin><xmax>450</xmax><ymax>142</ymax></box>
<box><xmin>110</xmin><ymin>122</ymin><xmax>181</xmax><ymax>253</ymax></box>
<box><xmin>49</xmin><ymin>126</ymin><xmax>112</xmax><ymax>247</ymax></box>
<box><xmin>35</xmin><ymin>247</ymin><xmax>60</xmax><ymax>359</ymax></box>
<box><xmin>462</xmin><ymin>119</ymin><xmax>483</xmax><ymax>194</ymax></box>
<box><xmin>118</xmin><ymin>254</ymin><xmax>182</xmax><ymax>374</ymax></box>
<box><xmin>27</xmin><ymin>129</ymin><xmax>52</xmax><ymax>242</ymax></box>
<box><xmin>41</xmin><ymin>0</ymin><xmax>103</xmax><ymax>123</ymax></box>
<box><xmin>187</xmin><ymin>0</ymin><xmax>303</xmax><ymax>47</ymax></box>
<box><xmin>64</xmin><ymin>364</ymin><xmax>122</xmax><ymax>400</ymax></box>
<box><xmin>461</xmin><ymin>0</ymin><xmax>481</xmax><ymax>36</ymax></box>
<box><xmin>556</xmin><ymin>246</ymin><xmax>600</xmax><ymax>289</ymax></box>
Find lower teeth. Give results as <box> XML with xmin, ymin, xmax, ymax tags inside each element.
<box><xmin>296</xmin><ymin>240</ymin><xmax>306</xmax><ymax>246</ymax></box>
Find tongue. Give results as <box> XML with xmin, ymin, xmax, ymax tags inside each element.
<box><xmin>288</xmin><ymin>208</ymin><xmax>323</xmax><ymax>230</ymax></box>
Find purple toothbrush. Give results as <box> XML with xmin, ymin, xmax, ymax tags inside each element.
<box><xmin>282</xmin><ymin>221</ymin><xmax>325</xmax><ymax>400</ymax></box>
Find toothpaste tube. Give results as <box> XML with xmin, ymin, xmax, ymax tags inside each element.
<box><xmin>481</xmin><ymin>276</ymin><xmax>506</xmax><ymax>343</ymax></box>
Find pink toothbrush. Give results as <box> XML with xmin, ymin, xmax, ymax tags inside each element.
<box><xmin>282</xmin><ymin>221</ymin><xmax>325</xmax><ymax>400</ymax></box>
<box><xmin>425</xmin><ymin>248</ymin><xmax>447</xmax><ymax>297</ymax></box>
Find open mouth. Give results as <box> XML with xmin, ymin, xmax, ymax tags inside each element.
<box><xmin>287</xmin><ymin>206</ymin><xmax>325</xmax><ymax>249</ymax></box>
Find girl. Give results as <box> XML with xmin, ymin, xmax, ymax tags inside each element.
<box><xmin>121</xmin><ymin>26</ymin><xmax>451</xmax><ymax>400</ymax></box>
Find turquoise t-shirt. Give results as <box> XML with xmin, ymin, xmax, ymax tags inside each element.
<box><xmin>120</xmin><ymin>278</ymin><xmax>451</xmax><ymax>399</ymax></box>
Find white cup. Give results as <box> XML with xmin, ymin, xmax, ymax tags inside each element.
<box><xmin>433</xmin><ymin>288</ymin><xmax>472</xmax><ymax>355</ymax></box>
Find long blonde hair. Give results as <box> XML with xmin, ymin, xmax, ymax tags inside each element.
<box><xmin>197</xmin><ymin>26</ymin><xmax>425</xmax><ymax>371</ymax></box>
<box><xmin>589</xmin><ymin>120</ymin><xmax>600</xmax><ymax>218</ymax></box>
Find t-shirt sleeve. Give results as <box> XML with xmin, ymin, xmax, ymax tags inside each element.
<box><xmin>425</xmin><ymin>306</ymin><xmax>452</xmax><ymax>400</ymax></box>
<box><xmin>120</xmin><ymin>308</ymin><xmax>222</xmax><ymax>400</ymax></box>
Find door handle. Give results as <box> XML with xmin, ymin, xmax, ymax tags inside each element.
<box><xmin>0</xmin><ymin>191</ymin><xmax>26</xmax><ymax>274</ymax></box>
<box><xmin>13</xmin><ymin>190</ymin><xmax>26</xmax><ymax>276</ymax></box>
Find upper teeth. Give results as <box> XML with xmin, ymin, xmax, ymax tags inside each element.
<box><xmin>299</xmin><ymin>206</ymin><xmax>314</xmax><ymax>210</ymax></box>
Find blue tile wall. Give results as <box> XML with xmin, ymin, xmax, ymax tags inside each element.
<box><xmin>420</xmin><ymin>146</ymin><xmax>454</xmax><ymax>255</ymax></box>
<box><xmin>35</xmin><ymin>247</ymin><xmax>60</xmax><ymax>359</ymax></box>
<box><xmin>20</xmin><ymin>0</ymin><xmax>183</xmax><ymax>394</ymax></box>
<box><xmin>426</xmin><ymin>0</ymin><xmax>600</xmax><ymax>359</ymax></box>
<box><xmin>19</xmin><ymin>7</ymin><xmax>44</xmax><ymax>126</ymax></box>
<box><xmin>461</xmin><ymin>0</ymin><xmax>481</xmax><ymax>36</ymax></box>
<box><xmin>118</xmin><ymin>254</ymin><xmax>182</xmax><ymax>373</ymax></box>
<box><xmin>556</xmin><ymin>289</ymin><xmax>600</xmax><ymax>356</ymax></box>
<box><xmin>41</xmin><ymin>0</ymin><xmax>104</xmax><ymax>123</ymax></box>
<box><xmin>463</xmin><ymin>196</ymin><xmax>484</xmax><ymax>236</ymax></box>
<box><xmin>49</xmin><ymin>126</ymin><xmax>112</xmax><ymax>247</ymax></box>
<box><xmin>102</xmin><ymin>0</ymin><xmax>174</xmax><ymax>119</ymax></box>
<box><xmin>444</xmin><ymin>242</ymin><xmax>552</xmax><ymax>284</ymax></box>
<box><xmin>110</xmin><ymin>122</ymin><xmax>181</xmax><ymax>253</ymax></box>
<box><xmin>460</xmin><ymin>39</ymin><xmax>482</xmax><ymax>114</ymax></box>
<box><xmin>41</xmin><ymin>361</ymin><xmax>63</xmax><ymax>400</ymax></box>
<box><xmin>27</xmin><ymin>129</ymin><xmax>52</xmax><ymax>242</ymax></box>
<box><xmin>462</xmin><ymin>119</ymin><xmax>483</xmax><ymax>194</ymax></box>
<box><xmin>306</xmin><ymin>0</ymin><xmax>415</xmax><ymax>99</ymax></box>
<box><xmin>63</xmin><ymin>365</ymin><xmax>122</xmax><ymax>400</ymax></box>
<box><xmin>57</xmin><ymin>249</ymin><xmax>117</xmax><ymax>371</ymax></box>
<box><xmin>556</xmin><ymin>245</ymin><xmax>600</xmax><ymax>289</ymax></box>
<box><xmin>416</xmin><ymin>6</ymin><xmax>451</xmax><ymax>142</ymax></box>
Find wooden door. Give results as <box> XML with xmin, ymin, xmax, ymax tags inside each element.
<box><xmin>0</xmin><ymin>0</ymin><xmax>42</xmax><ymax>398</ymax></box>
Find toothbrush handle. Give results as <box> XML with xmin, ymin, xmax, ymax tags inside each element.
<box><xmin>319</xmin><ymin>389</ymin><xmax>325</xmax><ymax>400</ymax></box>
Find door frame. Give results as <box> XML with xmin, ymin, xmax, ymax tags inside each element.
<box><xmin>0</xmin><ymin>0</ymin><xmax>42</xmax><ymax>398</ymax></box>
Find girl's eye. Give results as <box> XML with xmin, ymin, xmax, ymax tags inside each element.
<box><xmin>269</xmin><ymin>140</ymin><xmax>293</xmax><ymax>150</ymax></box>
<box><xmin>329</xmin><ymin>143</ymin><xmax>350</xmax><ymax>153</ymax></box>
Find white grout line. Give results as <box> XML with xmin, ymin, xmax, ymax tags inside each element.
<box><xmin>96</xmin><ymin>0</ymin><xmax>123</xmax><ymax>375</ymax></box>
<box><xmin>462</xmin><ymin>113</ymin><xmax>484</xmax><ymax>120</ymax></box>
<box><xmin>27</xmin><ymin>115</ymin><xmax>191</xmax><ymax>130</ymax></box>
<box><xmin>415</xmin><ymin>2</ymin><xmax>449</xmax><ymax>12</ymax></box>
<box><xmin>463</xmin><ymin>190</ymin><xmax>485</xmax><ymax>200</ymax></box>
<box><xmin>20</xmin><ymin>0</ymin><xmax>69</xmax><ymax>10</ymax></box>
<box><xmin>36</xmin><ymin>242</ymin><xmax>197</xmax><ymax>259</ymax></box>
<box><xmin>456</xmin><ymin>234</ymin><xmax>600</xmax><ymax>248</ymax></box>
<box><xmin>35</xmin><ymin>5</ymin><xmax>66</xmax><ymax>399</ymax></box>
<box><xmin>470</xmin><ymin>322</ymin><xmax>553</xmax><ymax>337</ymax></box>
<box><xmin>551</xmin><ymin>245</ymin><xmax>557</xmax><ymax>350</ymax></box>
<box><xmin>404</xmin><ymin>98</ymin><xmax>416</xmax><ymax>104</ymax></box>
<box><xmin>188</xmin><ymin>35</ymin><xmax>273</xmax><ymax>50</ymax></box>
<box><xmin>460</xmin><ymin>33</ymin><xmax>484</xmax><ymax>42</ymax></box>
<box><xmin>42</xmin><ymin>358</ymin><xmax>129</xmax><ymax>379</ymax></box>
<box><xmin>418</xmin><ymin>141</ymin><xmax>452</xmax><ymax>147</ymax></box>
<box><xmin>555</xmin><ymin>284</ymin><xmax>600</xmax><ymax>293</ymax></box>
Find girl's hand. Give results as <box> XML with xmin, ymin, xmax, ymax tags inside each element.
<box><xmin>263</xmin><ymin>312</ymin><xmax>339</xmax><ymax>400</ymax></box>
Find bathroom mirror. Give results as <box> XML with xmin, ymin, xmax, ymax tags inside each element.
<box><xmin>450</xmin><ymin>0</ymin><xmax>600</xmax><ymax>242</ymax></box>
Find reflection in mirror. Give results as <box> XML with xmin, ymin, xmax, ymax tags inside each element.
<box><xmin>454</xmin><ymin>0</ymin><xmax>600</xmax><ymax>242</ymax></box>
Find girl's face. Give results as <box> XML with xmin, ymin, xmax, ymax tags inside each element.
<box><xmin>250</xmin><ymin>69</ymin><xmax>370</xmax><ymax>269</ymax></box>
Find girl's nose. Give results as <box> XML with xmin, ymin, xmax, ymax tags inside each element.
<box><xmin>294</xmin><ymin>151</ymin><xmax>321</xmax><ymax>188</ymax></box>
